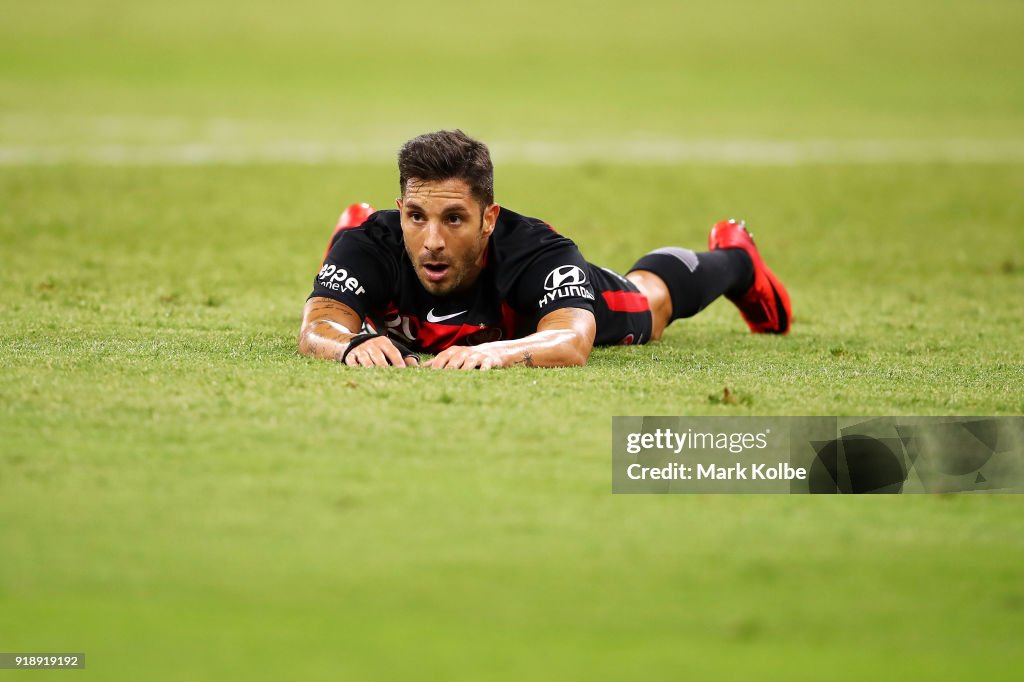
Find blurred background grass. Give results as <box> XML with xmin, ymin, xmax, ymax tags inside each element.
<box><xmin>1</xmin><ymin>0</ymin><xmax>1022</xmax><ymax>147</ymax></box>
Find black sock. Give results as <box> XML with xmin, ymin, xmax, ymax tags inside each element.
<box><xmin>629</xmin><ymin>247</ymin><xmax>753</xmax><ymax>320</ymax></box>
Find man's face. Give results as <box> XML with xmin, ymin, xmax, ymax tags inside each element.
<box><xmin>398</xmin><ymin>177</ymin><xmax>498</xmax><ymax>297</ymax></box>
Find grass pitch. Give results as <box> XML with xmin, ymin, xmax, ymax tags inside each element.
<box><xmin>2</xmin><ymin>1</ymin><xmax>1024</xmax><ymax>680</ymax></box>
<box><xmin>2</xmin><ymin>163</ymin><xmax>1022</xmax><ymax>680</ymax></box>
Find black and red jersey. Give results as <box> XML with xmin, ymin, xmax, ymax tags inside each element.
<box><xmin>309</xmin><ymin>207</ymin><xmax>651</xmax><ymax>353</ymax></box>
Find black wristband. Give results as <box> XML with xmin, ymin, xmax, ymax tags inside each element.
<box><xmin>341</xmin><ymin>333</ymin><xmax>418</xmax><ymax>364</ymax></box>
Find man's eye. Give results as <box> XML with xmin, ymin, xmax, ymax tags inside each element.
<box><xmin>410</xmin><ymin>212</ymin><xmax>424</xmax><ymax>222</ymax></box>
<box><xmin>447</xmin><ymin>215</ymin><xmax>463</xmax><ymax>225</ymax></box>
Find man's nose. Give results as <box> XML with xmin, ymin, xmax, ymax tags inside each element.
<box><xmin>423</xmin><ymin>222</ymin><xmax>445</xmax><ymax>252</ymax></box>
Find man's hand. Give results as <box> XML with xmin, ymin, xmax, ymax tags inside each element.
<box><xmin>300</xmin><ymin>299</ymin><xmax>595</xmax><ymax>370</ymax></box>
<box><xmin>425</xmin><ymin>345</ymin><xmax>504</xmax><ymax>370</ymax></box>
<box><xmin>298</xmin><ymin>297</ymin><xmax>419</xmax><ymax>368</ymax></box>
<box><xmin>343</xmin><ymin>336</ymin><xmax>420</xmax><ymax>368</ymax></box>
<box><xmin>424</xmin><ymin>307</ymin><xmax>596</xmax><ymax>370</ymax></box>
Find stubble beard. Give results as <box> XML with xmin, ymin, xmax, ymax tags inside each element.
<box><xmin>414</xmin><ymin>242</ymin><xmax>485</xmax><ymax>297</ymax></box>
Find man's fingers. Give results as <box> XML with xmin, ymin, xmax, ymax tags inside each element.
<box><xmin>429</xmin><ymin>350</ymin><xmax>453</xmax><ymax>370</ymax></box>
<box><xmin>345</xmin><ymin>348</ymin><xmax>372</xmax><ymax>367</ymax></box>
<box><xmin>371</xmin><ymin>347</ymin><xmax>396</xmax><ymax>367</ymax></box>
<box><xmin>377</xmin><ymin>340</ymin><xmax>406</xmax><ymax>368</ymax></box>
<box><xmin>356</xmin><ymin>347</ymin><xmax>387</xmax><ymax>367</ymax></box>
<box><xmin>458</xmin><ymin>354</ymin><xmax>482</xmax><ymax>370</ymax></box>
<box><xmin>344</xmin><ymin>337</ymin><xmax>421</xmax><ymax>368</ymax></box>
<box><xmin>448</xmin><ymin>352</ymin><xmax>480</xmax><ymax>370</ymax></box>
<box><xmin>422</xmin><ymin>348</ymin><xmax>499</xmax><ymax>370</ymax></box>
<box><xmin>473</xmin><ymin>354</ymin><xmax>497</xmax><ymax>370</ymax></box>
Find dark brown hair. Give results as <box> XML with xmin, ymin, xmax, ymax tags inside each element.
<box><xmin>398</xmin><ymin>130</ymin><xmax>494</xmax><ymax>206</ymax></box>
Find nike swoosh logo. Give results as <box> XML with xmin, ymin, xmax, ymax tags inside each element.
<box><xmin>426</xmin><ymin>308</ymin><xmax>468</xmax><ymax>323</ymax></box>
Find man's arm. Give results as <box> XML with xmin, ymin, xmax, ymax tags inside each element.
<box><xmin>427</xmin><ymin>307</ymin><xmax>596</xmax><ymax>370</ymax></box>
<box><xmin>298</xmin><ymin>297</ymin><xmax>417</xmax><ymax>367</ymax></box>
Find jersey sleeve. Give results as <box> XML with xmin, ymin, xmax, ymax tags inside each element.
<box><xmin>308</xmin><ymin>227</ymin><xmax>394</xmax><ymax>319</ymax></box>
<box><xmin>501</xmin><ymin>223</ymin><xmax>597</xmax><ymax>323</ymax></box>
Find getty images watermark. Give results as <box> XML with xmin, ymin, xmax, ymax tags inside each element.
<box><xmin>612</xmin><ymin>417</ymin><xmax>1024</xmax><ymax>494</ymax></box>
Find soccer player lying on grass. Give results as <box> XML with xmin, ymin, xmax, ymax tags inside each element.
<box><xmin>298</xmin><ymin>130</ymin><xmax>791</xmax><ymax>370</ymax></box>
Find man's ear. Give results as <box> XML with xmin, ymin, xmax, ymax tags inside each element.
<box><xmin>482</xmin><ymin>203</ymin><xmax>500</xmax><ymax>237</ymax></box>
<box><xmin>395</xmin><ymin>197</ymin><xmax>403</xmax><ymax>210</ymax></box>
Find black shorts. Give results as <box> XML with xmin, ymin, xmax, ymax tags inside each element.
<box><xmin>587</xmin><ymin>264</ymin><xmax>653</xmax><ymax>346</ymax></box>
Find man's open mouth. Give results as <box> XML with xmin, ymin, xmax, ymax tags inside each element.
<box><xmin>422</xmin><ymin>262</ymin><xmax>450</xmax><ymax>282</ymax></box>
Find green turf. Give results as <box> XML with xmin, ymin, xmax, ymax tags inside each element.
<box><xmin>2</xmin><ymin>163</ymin><xmax>1023</xmax><ymax>680</ymax></box>
<box><xmin>2</xmin><ymin>0</ymin><xmax>1023</xmax><ymax>143</ymax></box>
<box><xmin>2</xmin><ymin>0</ymin><xmax>1024</xmax><ymax>679</ymax></box>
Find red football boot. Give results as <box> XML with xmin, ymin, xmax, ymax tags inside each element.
<box><xmin>708</xmin><ymin>219</ymin><xmax>792</xmax><ymax>335</ymax></box>
<box><xmin>323</xmin><ymin>202</ymin><xmax>375</xmax><ymax>262</ymax></box>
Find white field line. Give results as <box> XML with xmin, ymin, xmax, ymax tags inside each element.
<box><xmin>2</xmin><ymin>139</ymin><xmax>1024</xmax><ymax>166</ymax></box>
